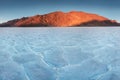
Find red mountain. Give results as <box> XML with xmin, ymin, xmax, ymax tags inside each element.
<box><xmin>0</xmin><ymin>11</ymin><xmax>119</xmax><ymax>27</ymax></box>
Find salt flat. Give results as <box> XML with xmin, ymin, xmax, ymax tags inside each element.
<box><xmin>0</xmin><ymin>27</ymin><xmax>120</xmax><ymax>80</ymax></box>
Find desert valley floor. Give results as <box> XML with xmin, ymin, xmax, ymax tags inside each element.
<box><xmin>0</xmin><ymin>27</ymin><xmax>120</xmax><ymax>80</ymax></box>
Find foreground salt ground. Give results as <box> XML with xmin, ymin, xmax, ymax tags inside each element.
<box><xmin>0</xmin><ymin>27</ymin><xmax>120</xmax><ymax>80</ymax></box>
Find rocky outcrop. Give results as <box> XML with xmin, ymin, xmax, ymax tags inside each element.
<box><xmin>0</xmin><ymin>11</ymin><xmax>119</xmax><ymax>27</ymax></box>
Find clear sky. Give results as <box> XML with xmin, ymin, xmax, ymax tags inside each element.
<box><xmin>0</xmin><ymin>0</ymin><xmax>120</xmax><ymax>23</ymax></box>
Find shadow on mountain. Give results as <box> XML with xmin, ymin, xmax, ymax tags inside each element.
<box><xmin>77</xmin><ymin>20</ymin><xmax>120</xmax><ymax>26</ymax></box>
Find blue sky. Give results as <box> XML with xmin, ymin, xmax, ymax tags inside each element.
<box><xmin>0</xmin><ymin>0</ymin><xmax>120</xmax><ymax>23</ymax></box>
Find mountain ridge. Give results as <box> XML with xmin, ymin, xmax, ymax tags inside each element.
<box><xmin>0</xmin><ymin>11</ymin><xmax>119</xmax><ymax>27</ymax></box>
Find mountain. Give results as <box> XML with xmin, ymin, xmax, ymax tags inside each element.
<box><xmin>0</xmin><ymin>11</ymin><xmax>119</xmax><ymax>27</ymax></box>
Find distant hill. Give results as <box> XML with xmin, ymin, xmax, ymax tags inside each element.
<box><xmin>0</xmin><ymin>11</ymin><xmax>119</xmax><ymax>27</ymax></box>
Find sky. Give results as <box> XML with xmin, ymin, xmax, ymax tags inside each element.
<box><xmin>0</xmin><ymin>0</ymin><xmax>120</xmax><ymax>23</ymax></box>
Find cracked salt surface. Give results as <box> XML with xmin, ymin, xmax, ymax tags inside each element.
<box><xmin>0</xmin><ymin>27</ymin><xmax>120</xmax><ymax>80</ymax></box>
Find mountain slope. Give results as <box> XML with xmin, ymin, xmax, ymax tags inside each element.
<box><xmin>0</xmin><ymin>11</ymin><xmax>119</xmax><ymax>27</ymax></box>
